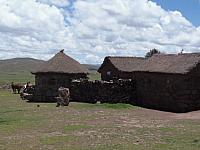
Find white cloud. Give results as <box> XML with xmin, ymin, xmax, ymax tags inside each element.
<box><xmin>37</xmin><ymin>0</ymin><xmax>70</xmax><ymax>7</ymax></box>
<box><xmin>0</xmin><ymin>0</ymin><xmax>200</xmax><ymax>63</ymax></box>
<box><xmin>0</xmin><ymin>0</ymin><xmax>76</xmax><ymax>57</ymax></box>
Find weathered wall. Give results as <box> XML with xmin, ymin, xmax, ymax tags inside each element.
<box><xmin>189</xmin><ymin>63</ymin><xmax>200</xmax><ymax>76</ymax></box>
<box><xmin>70</xmin><ymin>80</ymin><xmax>136</xmax><ymax>104</ymax></box>
<box><xmin>134</xmin><ymin>72</ymin><xmax>200</xmax><ymax>112</ymax></box>
<box><xmin>99</xmin><ymin>62</ymin><xmax>133</xmax><ymax>81</ymax></box>
<box><xmin>33</xmin><ymin>73</ymin><xmax>87</xmax><ymax>102</ymax></box>
<box><xmin>34</xmin><ymin>74</ymin><xmax>72</xmax><ymax>102</ymax></box>
<box><xmin>31</xmin><ymin>72</ymin><xmax>200</xmax><ymax>113</ymax></box>
<box><xmin>33</xmin><ymin>78</ymin><xmax>136</xmax><ymax>103</ymax></box>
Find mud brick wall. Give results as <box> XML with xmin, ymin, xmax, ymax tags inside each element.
<box><xmin>134</xmin><ymin>72</ymin><xmax>200</xmax><ymax>113</ymax></box>
<box><xmin>70</xmin><ymin>80</ymin><xmax>136</xmax><ymax>104</ymax></box>
<box><xmin>98</xmin><ymin>60</ymin><xmax>134</xmax><ymax>81</ymax></box>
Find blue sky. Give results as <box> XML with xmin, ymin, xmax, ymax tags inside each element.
<box><xmin>152</xmin><ymin>0</ymin><xmax>200</xmax><ymax>26</ymax></box>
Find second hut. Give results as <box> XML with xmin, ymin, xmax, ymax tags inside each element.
<box><xmin>32</xmin><ymin>50</ymin><xmax>89</xmax><ymax>102</ymax></box>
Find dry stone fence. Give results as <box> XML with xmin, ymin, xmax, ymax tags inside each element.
<box><xmin>70</xmin><ymin>79</ymin><xmax>136</xmax><ymax>104</ymax></box>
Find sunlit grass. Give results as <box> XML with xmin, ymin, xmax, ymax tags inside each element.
<box><xmin>0</xmin><ymin>90</ymin><xmax>200</xmax><ymax>150</ymax></box>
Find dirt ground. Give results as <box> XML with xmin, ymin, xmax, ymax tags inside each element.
<box><xmin>0</xmin><ymin>90</ymin><xmax>200</xmax><ymax>150</ymax></box>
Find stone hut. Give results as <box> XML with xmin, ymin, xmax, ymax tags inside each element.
<box><xmin>133</xmin><ymin>53</ymin><xmax>200</xmax><ymax>112</ymax></box>
<box><xmin>98</xmin><ymin>56</ymin><xmax>145</xmax><ymax>81</ymax></box>
<box><xmin>32</xmin><ymin>50</ymin><xmax>89</xmax><ymax>102</ymax></box>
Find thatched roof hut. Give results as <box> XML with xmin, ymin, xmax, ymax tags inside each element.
<box><xmin>98</xmin><ymin>53</ymin><xmax>200</xmax><ymax>112</ymax></box>
<box><xmin>136</xmin><ymin>53</ymin><xmax>200</xmax><ymax>74</ymax></box>
<box><xmin>132</xmin><ymin>53</ymin><xmax>200</xmax><ymax>112</ymax></box>
<box><xmin>32</xmin><ymin>50</ymin><xmax>89</xmax><ymax>102</ymax></box>
<box><xmin>98</xmin><ymin>53</ymin><xmax>200</xmax><ymax>81</ymax></box>
<box><xmin>98</xmin><ymin>56</ymin><xmax>145</xmax><ymax>81</ymax></box>
<box><xmin>98</xmin><ymin>56</ymin><xmax>145</xmax><ymax>73</ymax></box>
<box><xmin>32</xmin><ymin>49</ymin><xmax>88</xmax><ymax>75</ymax></box>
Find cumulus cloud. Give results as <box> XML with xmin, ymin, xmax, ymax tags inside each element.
<box><xmin>37</xmin><ymin>0</ymin><xmax>70</xmax><ymax>7</ymax></box>
<box><xmin>0</xmin><ymin>0</ymin><xmax>76</xmax><ymax>58</ymax></box>
<box><xmin>0</xmin><ymin>0</ymin><xmax>200</xmax><ymax>63</ymax></box>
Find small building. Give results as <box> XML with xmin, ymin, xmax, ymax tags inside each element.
<box><xmin>32</xmin><ymin>50</ymin><xmax>89</xmax><ymax>102</ymax></box>
<box><xmin>98</xmin><ymin>56</ymin><xmax>145</xmax><ymax>81</ymax></box>
<box><xmin>98</xmin><ymin>53</ymin><xmax>200</xmax><ymax>112</ymax></box>
<box><xmin>133</xmin><ymin>53</ymin><xmax>200</xmax><ymax>112</ymax></box>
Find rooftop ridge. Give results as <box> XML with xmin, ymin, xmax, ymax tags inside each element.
<box><xmin>107</xmin><ymin>56</ymin><xmax>145</xmax><ymax>59</ymax></box>
<box><xmin>99</xmin><ymin>52</ymin><xmax>200</xmax><ymax>74</ymax></box>
<box><xmin>153</xmin><ymin>52</ymin><xmax>200</xmax><ymax>57</ymax></box>
<box><xmin>32</xmin><ymin>50</ymin><xmax>89</xmax><ymax>74</ymax></box>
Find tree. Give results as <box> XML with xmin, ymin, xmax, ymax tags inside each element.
<box><xmin>145</xmin><ymin>48</ymin><xmax>161</xmax><ymax>58</ymax></box>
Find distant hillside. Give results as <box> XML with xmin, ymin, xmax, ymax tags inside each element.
<box><xmin>0</xmin><ymin>58</ymin><xmax>100</xmax><ymax>72</ymax></box>
<box><xmin>0</xmin><ymin>58</ymin><xmax>45</xmax><ymax>72</ymax></box>
<box><xmin>83</xmin><ymin>64</ymin><xmax>100</xmax><ymax>71</ymax></box>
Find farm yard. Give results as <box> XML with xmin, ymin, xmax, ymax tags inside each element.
<box><xmin>0</xmin><ymin>90</ymin><xmax>200</xmax><ymax>150</ymax></box>
<box><xmin>1</xmin><ymin>0</ymin><xmax>200</xmax><ymax>149</ymax></box>
<box><xmin>0</xmin><ymin>51</ymin><xmax>200</xmax><ymax>150</ymax></box>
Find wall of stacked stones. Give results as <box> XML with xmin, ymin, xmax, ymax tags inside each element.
<box><xmin>33</xmin><ymin>73</ymin><xmax>87</xmax><ymax>102</ymax></box>
<box><xmin>32</xmin><ymin>72</ymin><xmax>200</xmax><ymax>113</ymax></box>
<box><xmin>70</xmin><ymin>80</ymin><xmax>136</xmax><ymax>104</ymax></box>
<box><xmin>178</xmin><ymin>74</ymin><xmax>200</xmax><ymax>111</ymax></box>
<box><xmin>134</xmin><ymin>72</ymin><xmax>200</xmax><ymax>112</ymax></box>
<box><xmin>34</xmin><ymin>74</ymin><xmax>72</xmax><ymax>102</ymax></box>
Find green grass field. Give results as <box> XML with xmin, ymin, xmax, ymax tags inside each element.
<box><xmin>0</xmin><ymin>90</ymin><xmax>200</xmax><ymax>150</ymax></box>
<box><xmin>0</xmin><ymin>71</ymin><xmax>101</xmax><ymax>86</ymax></box>
<box><xmin>87</xmin><ymin>72</ymin><xmax>101</xmax><ymax>81</ymax></box>
<box><xmin>0</xmin><ymin>71</ymin><xmax>35</xmax><ymax>85</ymax></box>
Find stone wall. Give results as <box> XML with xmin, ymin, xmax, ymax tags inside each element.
<box><xmin>34</xmin><ymin>74</ymin><xmax>73</xmax><ymax>102</ymax></box>
<box><xmin>134</xmin><ymin>72</ymin><xmax>200</xmax><ymax>112</ymax></box>
<box><xmin>32</xmin><ymin>73</ymin><xmax>135</xmax><ymax>103</ymax></box>
<box><xmin>99</xmin><ymin>61</ymin><xmax>133</xmax><ymax>81</ymax></box>
<box><xmin>70</xmin><ymin>80</ymin><xmax>136</xmax><ymax>104</ymax></box>
<box><xmin>31</xmin><ymin>72</ymin><xmax>200</xmax><ymax>113</ymax></box>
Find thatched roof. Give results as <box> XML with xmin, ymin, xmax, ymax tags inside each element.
<box><xmin>98</xmin><ymin>56</ymin><xmax>146</xmax><ymax>73</ymax></box>
<box><xmin>32</xmin><ymin>50</ymin><xmax>89</xmax><ymax>74</ymax></box>
<box><xmin>140</xmin><ymin>53</ymin><xmax>200</xmax><ymax>74</ymax></box>
<box><xmin>98</xmin><ymin>53</ymin><xmax>200</xmax><ymax>74</ymax></box>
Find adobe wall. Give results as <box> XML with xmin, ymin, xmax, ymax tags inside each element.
<box><xmin>100</xmin><ymin>62</ymin><xmax>118</xmax><ymax>81</ymax></box>
<box><xmin>134</xmin><ymin>72</ymin><xmax>200</xmax><ymax>112</ymax></box>
<box><xmin>100</xmin><ymin>62</ymin><xmax>133</xmax><ymax>81</ymax></box>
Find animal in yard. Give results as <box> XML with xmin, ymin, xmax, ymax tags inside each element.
<box><xmin>56</xmin><ymin>87</ymin><xmax>70</xmax><ymax>107</ymax></box>
<box><xmin>20</xmin><ymin>82</ymin><xmax>35</xmax><ymax>100</ymax></box>
<box><xmin>21</xmin><ymin>82</ymin><xmax>35</xmax><ymax>94</ymax></box>
<box><xmin>11</xmin><ymin>82</ymin><xmax>24</xmax><ymax>94</ymax></box>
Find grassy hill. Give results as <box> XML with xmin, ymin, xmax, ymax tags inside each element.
<box><xmin>0</xmin><ymin>58</ymin><xmax>100</xmax><ymax>86</ymax></box>
<box><xmin>83</xmin><ymin>64</ymin><xmax>100</xmax><ymax>71</ymax></box>
<box><xmin>0</xmin><ymin>58</ymin><xmax>45</xmax><ymax>72</ymax></box>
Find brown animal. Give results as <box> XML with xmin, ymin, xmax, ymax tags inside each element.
<box><xmin>56</xmin><ymin>87</ymin><xmax>70</xmax><ymax>107</ymax></box>
<box><xmin>11</xmin><ymin>82</ymin><xmax>23</xmax><ymax>94</ymax></box>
